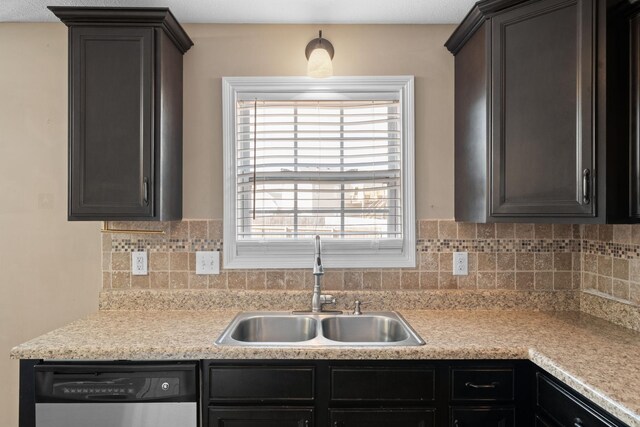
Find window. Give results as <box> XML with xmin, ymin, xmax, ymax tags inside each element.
<box><xmin>222</xmin><ymin>76</ymin><xmax>415</xmax><ymax>269</ymax></box>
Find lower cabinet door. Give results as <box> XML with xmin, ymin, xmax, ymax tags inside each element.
<box><xmin>535</xmin><ymin>414</ymin><xmax>557</xmax><ymax>427</ymax></box>
<box><xmin>329</xmin><ymin>408</ymin><xmax>436</xmax><ymax>427</ymax></box>
<box><xmin>450</xmin><ymin>407</ymin><xmax>515</xmax><ymax>427</ymax></box>
<box><xmin>208</xmin><ymin>407</ymin><xmax>313</xmax><ymax>427</ymax></box>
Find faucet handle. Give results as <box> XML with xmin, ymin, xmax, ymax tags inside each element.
<box><xmin>320</xmin><ymin>294</ymin><xmax>336</xmax><ymax>305</ymax></box>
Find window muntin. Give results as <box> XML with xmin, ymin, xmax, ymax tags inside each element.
<box><xmin>223</xmin><ymin>77</ymin><xmax>415</xmax><ymax>269</ymax></box>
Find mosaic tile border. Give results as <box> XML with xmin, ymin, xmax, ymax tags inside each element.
<box><xmin>417</xmin><ymin>239</ymin><xmax>580</xmax><ymax>253</ymax></box>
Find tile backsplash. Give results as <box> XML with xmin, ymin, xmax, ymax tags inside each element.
<box><xmin>580</xmin><ymin>225</ymin><xmax>640</xmax><ymax>306</ymax></box>
<box><xmin>102</xmin><ymin>220</ymin><xmax>588</xmax><ymax>292</ymax></box>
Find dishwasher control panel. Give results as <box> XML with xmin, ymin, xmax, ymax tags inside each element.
<box><xmin>34</xmin><ymin>363</ymin><xmax>197</xmax><ymax>403</ymax></box>
<box><xmin>52</xmin><ymin>377</ymin><xmax>180</xmax><ymax>399</ymax></box>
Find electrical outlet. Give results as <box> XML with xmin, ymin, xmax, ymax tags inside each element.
<box><xmin>196</xmin><ymin>251</ymin><xmax>220</xmax><ymax>275</ymax></box>
<box><xmin>131</xmin><ymin>251</ymin><xmax>148</xmax><ymax>276</ymax></box>
<box><xmin>453</xmin><ymin>252</ymin><xmax>468</xmax><ymax>276</ymax></box>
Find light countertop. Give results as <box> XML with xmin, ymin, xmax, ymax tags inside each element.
<box><xmin>10</xmin><ymin>309</ymin><xmax>640</xmax><ymax>425</ymax></box>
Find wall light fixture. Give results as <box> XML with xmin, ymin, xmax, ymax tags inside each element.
<box><xmin>305</xmin><ymin>30</ymin><xmax>334</xmax><ymax>78</ymax></box>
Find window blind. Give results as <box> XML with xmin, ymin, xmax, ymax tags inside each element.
<box><xmin>236</xmin><ymin>99</ymin><xmax>402</xmax><ymax>240</ymax></box>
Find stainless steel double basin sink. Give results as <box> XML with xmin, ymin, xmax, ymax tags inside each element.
<box><xmin>215</xmin><ymin>311</ymin><xmax>425</xmax><ymax>347</ymax></box>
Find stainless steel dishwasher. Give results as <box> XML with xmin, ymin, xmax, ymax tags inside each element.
<box><xmin>34</xmin><ymin>363</ymin><xmax>198</xmax><ymax>427</ymax></box>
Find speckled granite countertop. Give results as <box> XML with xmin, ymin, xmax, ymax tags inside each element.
<box><xmin>10</xmin><ymin>310</ymin><xmax>640</xmax><ymax>425</ymax></box>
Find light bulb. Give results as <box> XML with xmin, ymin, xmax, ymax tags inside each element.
<box><xmin>307</xmin><ymin>47</ymin><xmax>333</xmax><ymax>78</ymax></box>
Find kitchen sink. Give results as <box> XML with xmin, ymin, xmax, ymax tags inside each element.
<box><xmin>230</xmin><ymin>316</ymin><xmax>317</xmax><ymax>342</ymax></box>
<box><xmin>216</xmin><ymin>311</ymin><xmax>424</xmax><ymax>347</ymax></box>
<box><xmin>321</xmin><ymin>316</ymin><xmax>410</xmax><ymax>343</ymax></box>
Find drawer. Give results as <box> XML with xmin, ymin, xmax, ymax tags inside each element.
<box><xmin>534</xmin><ymin>414</ymin><xmax>557</xmax><ymax>427</ymax></box>
<box><xmin>208</xmin><ymin>407</ymin><xmax>313</xmax><ymax>427</ymax></box>
<box><xmin>450</xmin><ymin>407</ymin><xmax>515</xmax><ymax>427</ymax></box>
<box><xmin>330</xmin><ymin>367</ymin><xmax>435</xmax><ymax>402</ymax></box>
<box><xmin>451</xmin><ymin>368</ymin><xmax>514</xmax><ymax>401</ymax></box>
<box><xmin>330</xmin><ymin>408</ymin><xmax>436</xmax><ymax>427</ymax></box>
<box><xmin>536</xmin><ymin>373</ymin><xmax>618</xmax><ymax>427</ymax></box>
<box><xmin>209</xmin><ymin>366</ymin><xmax>314</xmax><ymax>402</ymax></box>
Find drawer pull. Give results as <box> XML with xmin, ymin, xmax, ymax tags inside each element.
<box><xmin>465</xmin><ymin>381</ymin><xmax>499</xmax><ymax>389</ymax></box>
<box><xmin>573</xmin><ymin>417</ymin><xmax>583</xmax><ymax>427</ymax></box>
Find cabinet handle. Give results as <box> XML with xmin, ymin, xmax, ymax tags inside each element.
<box><xmin>573</xmin><ymin>417</ymin><xmax>583</xmax><ymax>427</ymax></box>
<box><xmin>143</xmin><ymin>177</ymin><xmax>149</xmax><ymax>206</ymax></box>
<box><xmin>582</xmin><ymin>169</ymin><xmax>590</xmax><ymax>204</ymax></box>
<box><xmin>465</xmin><ymin>381</ymin><xmax>499</xmax><ymax>389</ymax></box>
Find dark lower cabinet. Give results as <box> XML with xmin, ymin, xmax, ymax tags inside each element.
<box><xmin>535</xmin><ymin>370</ymin><xmax>629</xmax><ymax>427</ymax></box>
<box><xmin>330</xmin><ymin>367</ymin><xmax>435</xmax><ymax>402</ymax></box>
<box><xmin>450</xmin><ymin>407</ymin><xmax>514</xmax><ymax>427</ymax></box>
<box><xmin>534</xmin><ymin>414</ymin><xmax>556</xmax><ymax>427</ymax></box>
<box><xmin>208</xmin><ymin>407</ymin><xmax>313</xmax><ymax>427</ymax></box>
<box><xmin>330</xmin><ymin>408</ymin><xmax>436</xmax><ymax>427</ymax></box>
<box><xmin>202</xmin><ymin>360</ymin><xmax>531</xmax><ymax>427</ymax></box>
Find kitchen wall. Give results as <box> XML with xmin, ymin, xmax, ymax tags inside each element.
<box><xmin>181</xmin><ymin>24</ymin><xmax>455</xmax><ymax>219</ymax></box>
<box><xmin>0</xmin><ymin>24</ymin><xmax>102</xmax><ymax>427</ymax></box>
<box><xmin>1</xmin><ymin>21</ymin><xmax>639</xmax><ymax>427</ymax></box>
<box><xmin>0</xmin><ymin>23</ymin><xmax>455</xmax><ymax>426</ymax></box>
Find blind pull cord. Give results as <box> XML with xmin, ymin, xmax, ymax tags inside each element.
<box><xmin>253</xmin><ymin>98</ymin><xmax>257</xmax><ymax>220</ymax></box>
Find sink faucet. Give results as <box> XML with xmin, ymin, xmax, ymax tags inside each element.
<box><xmin>311</xmin><ymin>235</ymin><xmax>336</xmax><ymax>312</ymax></box>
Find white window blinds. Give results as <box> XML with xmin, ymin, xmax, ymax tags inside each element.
<box><xmin>235</xmin><ymin>99</ymin><xmax>402</xmax><ymax>240</ymax></box>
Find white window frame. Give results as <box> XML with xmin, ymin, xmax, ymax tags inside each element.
<box><xmin>222</xmin><ymin>76</ymin><xmax>415</xmax><ymax>269</ymax></box>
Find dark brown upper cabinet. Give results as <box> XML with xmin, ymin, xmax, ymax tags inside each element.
<box><xmin>49</xmin><ymin>7</ymin><xmax>193</xmax><ymax>221</ymax></box>
<box><xmin>628</xmin><ymin>7</ymin><xmax>640</xmax><ymax>218</ymax></box>
<box><xmin>446</xmin><ymin>0</ymin><xmax>633</xmax><ymax>223</ymax></box>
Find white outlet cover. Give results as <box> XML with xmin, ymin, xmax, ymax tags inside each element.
<box><xmin>453</xmin><ymin>251</ymin><xmax>468</xmax><ymax>276</ymax></box>
<box><xmin>131</xmin><ymin>251</ymin><xmax>148</xmax><ymax>276</ymax></box>
<box><xmin>196</xmin><ymin>251</ymin><xmax>220</xmax><ymax>275</ymax></box>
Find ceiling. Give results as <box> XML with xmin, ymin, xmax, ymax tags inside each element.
<box><xmin>1</xmin><ymin>0</ymin><xmax>477</xmax><ymax>24</ymax></box>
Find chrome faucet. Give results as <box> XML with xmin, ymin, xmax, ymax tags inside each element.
<box><xmin>311</xmin><ymin>235</ymin><xmax>336</xmax><ymax>312</ymax></box>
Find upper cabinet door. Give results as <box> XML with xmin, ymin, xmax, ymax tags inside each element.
<box><xmin>631</xmin><ymin>13</ymin><xmax>640</xmax><ymax>218</ymax></box>
<box><xmin>490</xmin><ymin>0</ymin><xmax>594</xmax><ymax>218</ymax></box>
<box><xmin>69</xmin><ymin>26</ymin><xmax>154</xmax><ymax>218</ymax></box>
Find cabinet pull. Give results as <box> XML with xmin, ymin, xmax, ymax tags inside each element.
<box><xmin>573</xmin><ymin>417</ymin><xmax>583</xmax><ymax>427</ymax></box>
<box><xmin>465</xmin><ymin>381</ymin><xmax>499</xmax><ymax>389</ymax></box>
<box><xmin>143</xmin><ymin>177</ymin><xmax>149</xmax><ymax>206</ymax></box>
<box><xmin>582</xmin><ymin>169</ymin><xmax>590</xmax><ymax>204</ymax></box>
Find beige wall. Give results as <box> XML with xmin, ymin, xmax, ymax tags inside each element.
<box><xmin>0</xmin><ymin>23</ymin><xmax>455</xmax><ymax>425</ymax></box>
<box><xmin>0</xmin><ymin>24</ymin><xmax>102</xmax><ymax>427</ymax></box>
<box><xmin>181</xmin><ymin>24</ymin><xmax>456</xmax><ymax>219</ymax></box>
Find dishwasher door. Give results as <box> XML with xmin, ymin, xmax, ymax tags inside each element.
<box><xmin>36</xmin><ymin>402</ymin><xmax>197</xmax><ymax>427</ymax></box>
<box><xmin>34</xmin><ymin>363</ymin><xmax>198</xmax><ymax>427</ymax></box>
